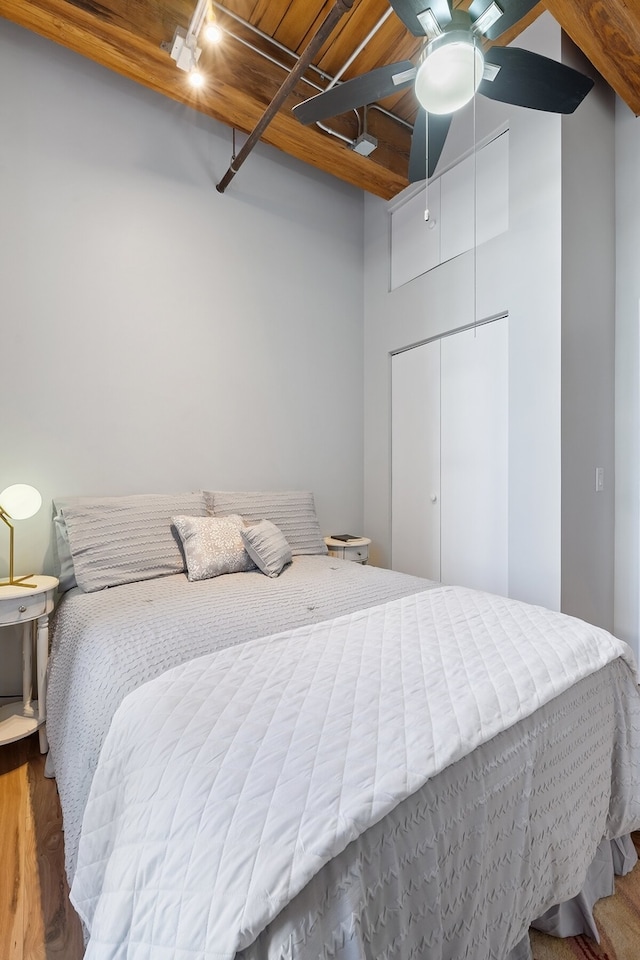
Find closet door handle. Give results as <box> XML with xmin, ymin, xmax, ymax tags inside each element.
<box><xmin>430</xmin><ymin>493</ymin><xmax>438</xmax><ymax>503</ymax></box>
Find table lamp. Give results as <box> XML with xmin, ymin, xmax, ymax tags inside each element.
<box><xmin>0</xmin><ymin>483</ymin><xmax>43</xmax><ymax>588</ymax></box>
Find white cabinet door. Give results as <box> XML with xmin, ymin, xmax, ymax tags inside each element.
<box><xmin>391</xmin><ymin>317</ymin><xmax>508</xmax><ymax>595</ymax></box>
<box><xmin>391</xmin><ymin>340</ymin><xmax>441</xmax><ymax>580</ymax></box>
<box><xmin>440</xmin><ymin>319</ymin><xmax>508</xmax><ymax>594</ymax></box>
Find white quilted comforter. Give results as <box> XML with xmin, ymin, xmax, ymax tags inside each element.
<box><xmin>47</xmin><ymin>556</ymin><xmax>431</xmax><ymax>882</ymax></box>
<box><xmin>71</xmin><ymin>586</ymin><xmax>637</xmax><ymax>960</ymax></box>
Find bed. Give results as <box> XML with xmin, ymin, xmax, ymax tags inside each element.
<box><xmin>45</xmin><ymin>490</ymin><xmax>640</xmax><ymax>960</ymax></box>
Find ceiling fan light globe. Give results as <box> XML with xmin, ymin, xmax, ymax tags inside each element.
<box><xmin>415</xmin><ymin>33</ymin><xmax>484</xmax><ymax>115</ymax></box>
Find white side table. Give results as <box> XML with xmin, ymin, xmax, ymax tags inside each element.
<box><xmin>324</xmin><ymin>537</ymin><xmax>371</xmax><ymax>564</ymax></box>
<box><xmin>0</xmin><ymin>576</ymin><xmax>58</xmax><ymax>753</ymax></box>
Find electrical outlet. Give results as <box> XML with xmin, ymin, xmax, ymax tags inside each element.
<box><xmin>595</xmin><ymin>467</ymin><xmax>604</xmax><ymax>492</ymax></box>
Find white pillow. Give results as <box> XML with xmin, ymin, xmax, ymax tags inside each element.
<box><xmin>172</xmin><ymin>514</ymin><xmax>256</xmax><ymax>581</ymax></box>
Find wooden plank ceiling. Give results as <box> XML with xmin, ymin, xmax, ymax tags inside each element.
<box><xmin>3</xmin><ymin>0</ymin><xmax>640</xmax><ymax>199</ymax></box>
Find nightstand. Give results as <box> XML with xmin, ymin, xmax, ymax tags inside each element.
<box><xmin>0</xmin><ymin>576</ymin><xmax>58</xmax><ymax>753</ymax></box>
<box><xmin>324</xmin><ymin>537</ymin><xmax>371</xmax><ymax>564</ymax></box>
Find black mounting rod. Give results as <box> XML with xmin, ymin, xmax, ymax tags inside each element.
<box><xmin>216</xmin><ymin>0</ymin><xmax>355</xmax><ymax>193</ymax></box>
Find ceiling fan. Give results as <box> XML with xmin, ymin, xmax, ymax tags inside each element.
<box><xmin>292</xmin><ymin>0</ymin><xmax>594</xmax><ymax>182</ymax></box>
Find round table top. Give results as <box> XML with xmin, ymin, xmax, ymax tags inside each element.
<box><xmin>324</xmin><ymin>536</ymin><xmax>371</xmax><ymax>547</ymax></box>
<box><xmin>0</xmin><ymin>575</ymin><xmax>59</xmax><ymax>599</ymax></box>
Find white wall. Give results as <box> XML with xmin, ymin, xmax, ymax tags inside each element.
<box><xmin>615</xmin><ymin>99</ymin><xmax>640</xmax><ymax>659</ymax></box>
<box><xmin>0</xmin><ymin>19</ymin><xmax>364</xmax><ymax>692</ymax></box>
<box><xmin>364</xmin><ymin>15</ymin><xmax>618</xmax><ymax>634</ymax></box>
<box><xmin>364</xmin><ymin>15</ymin><xmax>564</xmax><ymax>611</ymax></box>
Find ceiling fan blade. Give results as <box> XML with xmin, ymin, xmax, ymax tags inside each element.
<box><xmin>293</xmin><ymin>61</ymin><xmax>416</xmax><ymax>125</ymax></box>
<box><xmin>469</xmin><ymin>0</ymin><xmax>539</xmax><ymax>42</ymax></box>
<box><xmin>408</xmin><ymin>109</ymin><xmax>452</xmax><ymax>182</ymax></box>
<box><xmin>480</xmin><ymin>47</ymin><xmax>594</xmax><ymax>113</ymax></box>
<box><xmin>389</xmin><ymin>0</ymin><xmax>452</xmax><ymax>37</ymax></box>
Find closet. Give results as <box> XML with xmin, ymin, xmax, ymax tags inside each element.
<box><xmin>391</xmin><ymin>316</ymin><xmax>508</xmax><ymax>595</ymax></box>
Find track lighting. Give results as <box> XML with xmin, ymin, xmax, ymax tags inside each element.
<box><xmin>170</xmin><ymin>0</ymin><xmax>222</xmax><ymax>79</ymax></box>
<box><xmin>203</xmin><ymin>20</ymin><xmax>223</xmax><ymax>44</ymax></box>
<box><xmin>171</xmin><ymin>28</ymin><xmax>202</xmax><ymax>74</ymax></box>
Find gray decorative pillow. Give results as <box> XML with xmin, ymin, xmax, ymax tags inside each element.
<box><xmin>56</xmin><ymin>492</ymin><xmax>207</xmax><ymax>593</ymax></box>
<box><xmin>241</xmin><ymin>519</ymin><xmax>292</xmax><ymax>578</ymax></box>
<box><xmin>205</xmin><ymin>491</ymin><xmax>327</xmax><ymax>556</ymax></box>
<box><xmin>172</xmin><ymin>514</ymin><xmax>256</xmax><ymax>581</ymax></box>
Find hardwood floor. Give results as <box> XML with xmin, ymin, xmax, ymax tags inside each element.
<box><xmin>0</xmin><ymin>733</ymin><xmax>84</xmax><ymax>960</ymax></box>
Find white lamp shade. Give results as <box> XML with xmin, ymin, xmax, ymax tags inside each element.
<box><xmin>0</xmin><ymin>484</ymin><xmax>42</xmax><ymax>520</ymax></box>
<box><xmin>415</xmin><ymin>32</ymin><xmax>484</xmax><ymax>115</ymax></box>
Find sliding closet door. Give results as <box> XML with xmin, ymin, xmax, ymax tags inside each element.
<box><xmin>440</xmin><ymin>318</ymin><xmax>509</xmax><ymax>594</ymax></box>
<box><xmin>391</xmin><ymin>341</ymin><xmax>441</xmax><ymax>580</ymax></box>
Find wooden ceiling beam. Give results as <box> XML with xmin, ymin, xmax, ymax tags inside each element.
<box><xmin>2</xmin><ymin>0</ymin><xmax>408</xmax><ymax>198</ymax></box>
<box><xmin>543</xmin><ymin>0</ymin><xmax>640</xmax><ymax>115</ymax></box>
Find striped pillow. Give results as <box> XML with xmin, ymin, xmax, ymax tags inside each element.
<box><xmin>240</xmin><ymin>519</ymin><xmax>292</xmax><ymax>577</ymax></box>
<box><xmin>57</xmin><ymin>492</ymin><xmax>206</xmax><ymax>592</ymax></box>
<box><xmin>205</xmin><ymin>491</ymin><xmax>327</xmax><ymax>557</ymax></box>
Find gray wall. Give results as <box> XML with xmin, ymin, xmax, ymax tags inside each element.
<box><xmin>0</xmin><ymin>12</ymin><xmax>633</xmax><ymax>694</ymax></box>
<box><xmin>560</xmin><ymin>36</ymin><xmax>616</xmax><ymax>631</ymax></box>
<box><xmin>0</xmin><ymin>20</ymin><xmax>365</xmax><ymax>693</ymax></box>
<box><xmin>615</xmin><ymin>99</ymin><xmax>640</xmax><ymax>659</ymax></box>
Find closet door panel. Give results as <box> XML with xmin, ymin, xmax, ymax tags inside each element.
<box><xmin>440</xmin><ymin>319</ymin><xmax>509</xmax><ymax>595</ymax></box>
<box><xmin>391</xmin><ymin>342</ymin><xmax>441</xmax><ymax>581</ymax></box>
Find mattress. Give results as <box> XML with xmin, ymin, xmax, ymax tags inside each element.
<box><xmin>47</xmin><ymin>555</ymin><xmax>433</xmax><ymax>881</ymax></box>
<box><xmin>69</xmin><ymin>586</ymin><xmax>640</xmax><ymax>960</ymax></box>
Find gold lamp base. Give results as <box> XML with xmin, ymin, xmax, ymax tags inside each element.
<box><xmin>0</xmin><ymin>486</ymin><xmax>43</xmax><ymax>591</ymax></box>
<box><xmin>0</xmin><ymin>573</ymin><xmax>38</xmax><ymax>589</ymax></box>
